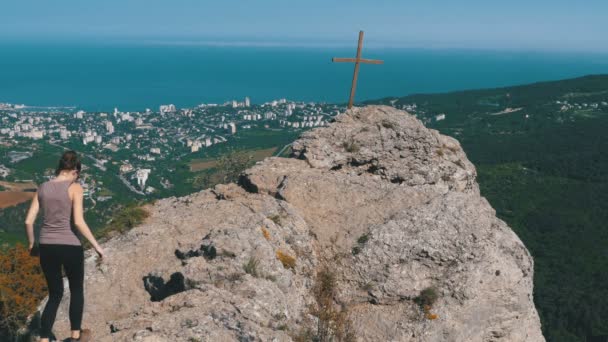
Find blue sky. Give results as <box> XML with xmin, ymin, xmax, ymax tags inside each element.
<box><xmin>1</xmin><ymin>0</ymin><xmax>606</xmax><ymax>51</ymax></box>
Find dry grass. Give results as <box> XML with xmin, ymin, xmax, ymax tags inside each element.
<box><xmin>243</xmin><ymin>257</ymin><xmax>260</xmax><ymax>277</ymax></box>
<box><xmin>261</xmin><ymin>227</ymin><xmax>271</xmax><ymax>240</ymax></box>
<box><xmin>276</xmin><ymin>250</ymin><xmax>296</xmax><ymax>270</ymax></box>
<box><xmin>268</xmin><ymin>214</ymin><xmax>282</xmax><ymax>226</ymax></box>
<box><xmin>309</xmin><ymin>268</ymin><xmax>355</xmax><ymax>342</ymax></box>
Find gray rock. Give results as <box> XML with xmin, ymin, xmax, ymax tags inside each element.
<box><xmin>44</xmin><ymin>106</ymin><xmax>544</xmax><ymax>341</ymax></box>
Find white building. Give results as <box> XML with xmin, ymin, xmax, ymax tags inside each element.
<box><xmin>136</xmin><ymin>169</ymin><xmax>151</xmax><ymax>189</ymax></box>
<box><xmin>0</xmin><ymin>165</ymin><xmax>11</xmax><ymax>178</ymax></box>
<box><xmin>59</xmin><ymin>129</ymin><xmax>71</xmax><ymax>140</ymax></box>
<box><xmin>228</xmin><ymin>122</ymin><xmax>237</xmax><ymax>134</ymax></box>
<box><xmin>245</xmin><ymin>97</ymin><xmax>251</xmax><ymax>107</ymax></box>
<box><xmin>105</xmin><ymin>121</ymin><xmax>114</xmax><ymax>134</ymax></box>
<box><xmin>28</xmin><ymin>130</ymin><xmax>44</xmax><ymax>140</ymax></box>
<box><xmin>160</xmin><ymin>104</ymin><xmax>176</xmax><ymax>114</ymax></box>
<box><xmin>120</xmin><ymin>163</ymin><xmax>134</xmax><ymax>173</ymax></box>
<box><xmin>150</xmin><ymin>147</ymin><xmax>161</xmax><ymax>155</ymax></box>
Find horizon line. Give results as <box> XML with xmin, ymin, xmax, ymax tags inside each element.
<box><xmin>2</xmin><ymin>34</ymin><xmax>608</xmax><ymax>54</ymax></box>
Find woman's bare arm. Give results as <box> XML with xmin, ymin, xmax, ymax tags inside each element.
<box><xmin>24</xmin><ymin>192</ymin><xmax>39</xmax><ymax>250</ymax></box>
<box><xmin>71</xmin><ymin>183</ymin><xmax>105</xmax><ymax>257</ymax></box>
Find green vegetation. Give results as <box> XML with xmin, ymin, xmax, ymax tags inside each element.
<box><xmin>342</xmin><ymin>140</ymin><xmax>360</xmax><ymax>153</ymax></box>
<box><xmin>243</xmin><ymin>257</ymin><xmax>260</xmax><ymax>278</ymax></box>
<box><xmin>96</xmin><ymin>204</ymin><xmax>150</xmax><ymax>241</ymax></box>
<box><xmin>352</xmin><ymin>233</ymin><xmax>370</xmax><ymax>255</ymax></box>
<box><xmin>370</xmin><ymin>74</ymin><xmax>608</xmax><ymax>342</ymax></box>
<box><xmin>414</xmin><ymin>287</ymin><xmax>439</xmax><ymax>308</ymax></box>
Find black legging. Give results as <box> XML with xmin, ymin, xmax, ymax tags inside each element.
<box><xmin>39</xmin><ymin>244</ymin><xmax>84</xmax><ymax>339</ymax></box>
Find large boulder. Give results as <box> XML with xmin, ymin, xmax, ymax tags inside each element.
<box><xmin>45</xmin><ymin>106</ymin><xmax>544</xmax><ymax>341</ymax></box>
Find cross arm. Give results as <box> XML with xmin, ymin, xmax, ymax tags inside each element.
<box><xmin>332</xmin><ymin>58</ymin><xmax>384</xmax><ymax>64</ymax></box>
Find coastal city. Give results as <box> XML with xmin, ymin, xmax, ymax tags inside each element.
<box><xmin>0</xmin><ymin>98</ymin><xmax>343</xmax><ymax>201</ymax></box>
<box><xmin>2</xmin><ymin>93</ymin><xmax>607</xmax><ymax>200</ymax></box>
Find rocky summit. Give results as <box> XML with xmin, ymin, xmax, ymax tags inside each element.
<box><xmin>43</xmin><ymin>106</ymin><xmax>544</xmax><ymax>341</ymax></box>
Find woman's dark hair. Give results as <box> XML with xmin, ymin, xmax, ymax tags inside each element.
<box><xmin>55</xmin><ymin>150</ymin><xmax>82</xmax><ymax>176</ymax></box>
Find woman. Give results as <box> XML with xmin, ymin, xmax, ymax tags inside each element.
<box><xmin>24</xmin><ymin>150</ymin><xmax>105</xmax><ymax>342</ymax></box>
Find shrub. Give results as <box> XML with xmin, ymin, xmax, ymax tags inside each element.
<box><xmin>414</xmin><ymin>287</ymin><xmax>438</xmax><ymax>308</ymax></box>
<box><xmin>357</xmin><ymin>234</ymin><xmax>369</xmax><ymax>245</ymax></box>
<box><xmin>215</xmin><ymin>150</ymin><xmax>255</xmax><ymax>184</ymax></box>
<box><xmin>0</xmin><ymin>244</ymin><xmax>47</xmax><ymax>338</ymax></box>
<box><xmin>342</xmin><ymin>141</ymin><xmax>360</xmax><ymax>153</ymax></box>
<box><xmin>243</xmin><ymin>257</ymin><xmax>259</xmax><ymax>277</ymax></box>
<box><xmin>415</xmin><ymin>287</ymin><xmax>440</xmax><ymax>320</ymax></box>
<box><xmin>308</xmin><ymin>268</ymin><xmax>355</xmax><ymax>342</ymax></box>
<box><xmin>96</xmin><ymin>204</ymin><xmax>150</xmax><ymax>241</ymax></box>
<box><xmin>352</xmin><ymin>233</ymin><xmax>370</xmax><ymax>255</ymax></box>
<box><xmin>268</xmin><ymin>215</ymin><xmax>282</xmax><ymax>226</ymax></box>
<box><xmin>276</xmin><ymin>250</ymin><xmax>296</xmax><ymax>270</ymax></box>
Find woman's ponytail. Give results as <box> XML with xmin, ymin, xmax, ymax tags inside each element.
<box><xmin>55</xmin><ymin>150</ymin><xmax>82</xmax><ymax>176</ymax></box>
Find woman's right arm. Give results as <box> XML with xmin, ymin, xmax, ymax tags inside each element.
<box><xmin>24</xmin><ymin>191</ymin><xmax>39</xmax><ymax>251</ymax></box>
<box><xmin>71</xmin><ymin>183</ymin><xmax>105</xmax><ymax>258</ymax></box>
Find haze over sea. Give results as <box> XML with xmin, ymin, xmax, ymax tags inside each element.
<box><xmin>1</xmin><ymin>40</ymin><xmax>608</xmax><ymax>112</ymax></box>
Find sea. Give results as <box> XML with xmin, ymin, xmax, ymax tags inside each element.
<box><xmin>1</xmin><ymin>40</ymin><xmax>608</xmax><ymax>112</ymax></box>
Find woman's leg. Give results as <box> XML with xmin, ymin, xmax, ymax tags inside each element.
<box><xmin>39</xmin><ymin>245</ymin><xmax>64</xmax><ymax>341</ymax></box>
<box><xmin>63</xmin><ymin>245</ymin><xmax>85</xmax><ymax>339</ymax></box>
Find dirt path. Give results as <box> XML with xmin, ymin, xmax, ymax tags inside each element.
<box><xmin>0</xmin><ymin>192</ymin><xmax>35</xmax><ymax>209</ymax></box>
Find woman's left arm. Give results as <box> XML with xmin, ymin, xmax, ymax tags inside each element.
<box><xmin>24</xmin><ymin>192</ymin><xmax>39</xmax><ymax>251</ymax></box>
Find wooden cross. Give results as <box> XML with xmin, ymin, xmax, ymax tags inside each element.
<box><xmin>333</xmin><ymin>31</ymin><xmax>383</xmax><ymax>109</ymax></box>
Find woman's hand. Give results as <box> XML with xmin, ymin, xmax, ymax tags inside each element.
<box><xmin>28</xmin><ymin>241</ymin><xmax>35</xmax><ymax>252</ymax></box>
<box><xmin>95</xmin><ymin>245</ymin><xmax>106</xmax><ymax>259</ymax></box>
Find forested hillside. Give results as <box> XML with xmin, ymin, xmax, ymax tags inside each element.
<box><xmin>369</xmin><ymin>75</ymin><xmax>608</xmax><ymax>341</ymax></box>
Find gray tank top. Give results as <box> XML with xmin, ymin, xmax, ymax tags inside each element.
<box><xmin>38</xmin><ymin>179</ymin><xmax>81</xmax><ymax>246</ymax></box>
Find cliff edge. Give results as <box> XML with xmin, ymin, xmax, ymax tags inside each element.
<box><xmin>46</xmin><ymin>105</ymin><xmax>544</xmax><ymax>341</ymax></box>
